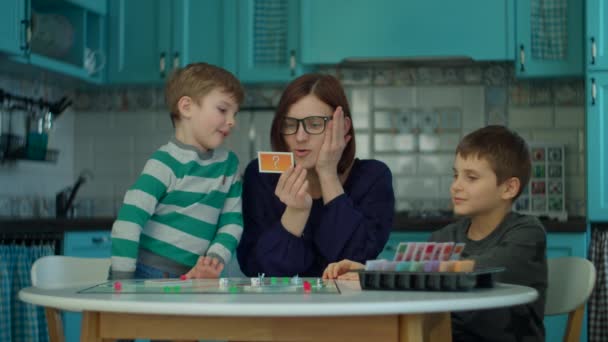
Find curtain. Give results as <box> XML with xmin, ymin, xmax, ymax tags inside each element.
<box><xmin>0</xmin><ymin>242</ymin><xmax>55</xmax><ymax>342</ymax></box>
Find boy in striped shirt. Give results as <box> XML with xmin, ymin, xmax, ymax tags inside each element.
<box><xmin>110</xmin><ymin>63</ymin><xmax>245</xmax><ymax>280</ymax></box>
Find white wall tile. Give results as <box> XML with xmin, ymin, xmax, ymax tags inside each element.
<box><xmin>417</xmin><ymin>86</ymin><xmax>463</xmax><ymax>107</ymax></box>
<box><xmin>462</xmin><ymin>86</ymin><xmax>485</xmax><ymax>129</ymax></box>
<box><xmin>395</xmin><ymin>177</ymin><xmax>440</xmax><ymax>198</ymax></box>
<box><xmin>373</xmin><ymin>87</ymin><xmax>416</xmax><ymax>108</ymax></box>
<box><xmin>509</xmin><ymin>107</ymin><xmax>553</xmax><ymax>128</ymax></box>
<box><xmin>554</xmin><ymin>106</ymin><xmax>584</xmax><ymax>128</ymax></box>
<box><xmin>418</xmin><ymin>154</ymin><xmax>454</xmax><ymax>175</ymax></box>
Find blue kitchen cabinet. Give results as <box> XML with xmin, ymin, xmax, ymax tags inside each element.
<box><xmin>237</xmin><ymin>0</ymin><xmax>302</xmax><ymax>83</ymax></box>
<box><xmin>0</xmin><ymin>0</ymin><xmax>27</xmax><ymax>55</ymax></box>
<box><xmin>587</xmin><ymin>0</ymin><xmax>608</xmax><ymax>70</ymax></box>
<box><xmin>0</xmin><ymin>0</ymin><xmax>106</xmax><ymax>83</ymax></box>
<box><xmin>587</xmin><ymin>73</ymin><xmax>608</xmax><ymax>221</ymax></box>
<box><xmin>300</xmin><ymin>0</ymin><xmax>514</xmax><ymax>65</ymax></box>
<box><xmin>62</xmin><ymin>230</ymin><xmax>112</xmax><ymax>342</ymax></box>
<box><xmin>514</xmin><ymin>0</ymin><xmax>584</xmax><ymax>77</ymax></box>
<box><xmin>107</xmin><ymin>0</ymin><xmax>228</xmax><ymax>84</ymax></box>
<box><xmin>107</xmin><ymin>0</ymin><xmax>171</xmax><ymax>84</ymax></box>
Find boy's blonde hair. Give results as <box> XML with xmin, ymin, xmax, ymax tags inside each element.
<box><xmin>456</xmin><ymin>125</ymin><xmax>531</xmax><ymax>200</ymax></box>
<box><xmin>165</xmin><ymin>63</ymin><xmax>245</xmax><ymax>124</ymax></box>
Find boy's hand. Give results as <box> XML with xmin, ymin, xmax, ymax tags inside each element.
<box><xmin>322</xmin><ymin>259</ymin><xmax>364</xmax><ymax>280</ymax></box>
<box><xmin>184</xmin><ymin>256</ymin><xmax>224</xmax><ymax>279</ymax></box>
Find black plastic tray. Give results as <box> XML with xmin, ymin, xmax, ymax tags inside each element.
<box><xmin>357</xmin><ymin>267</ymin><xmax>505</xmax><ymax>291</ymax></box>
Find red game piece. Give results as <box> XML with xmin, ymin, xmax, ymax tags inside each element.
<box><xmin>180</xmin><ymin>274</ymin><xmax>187</xmax><ymax>280</ymax></box>
<box><xmin>113</xmin><ymin>281</ymin><xmax>122</xmax><ymax>291</ymax></box>
<box><xmin>303</xmin><ymin>281</ymin><xmax>311</xmax><ymax>292</ymax></box>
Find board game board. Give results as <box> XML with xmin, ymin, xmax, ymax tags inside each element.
<box><xmin>79</xmin><ymin>277</ymin><xmax>340</xmax><ymax>294</ymax></box>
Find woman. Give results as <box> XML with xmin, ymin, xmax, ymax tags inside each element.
<box><xmin>237</xmin><ymin>74</ymin><xmax>395</xmax><ymax>276</ymax></box>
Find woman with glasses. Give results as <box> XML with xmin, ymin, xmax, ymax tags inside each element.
<box><xmin>237</xmin><ymin>73</ymin><xmax>395</xmax><ymax>277</ymax></box>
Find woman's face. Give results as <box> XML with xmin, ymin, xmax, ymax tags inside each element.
<box><xmin>283</xmin><ymin>94</ymin><xmax>333</xmax><ymax>170</ymax></box>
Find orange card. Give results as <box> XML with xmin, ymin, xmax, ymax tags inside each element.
<box><xmin>258</xmin><ymin>152</ymin><xmax>294</xmax><ymax>173</ymax></box>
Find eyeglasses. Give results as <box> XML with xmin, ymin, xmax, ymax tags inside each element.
<box><xmin>280</xmin><ymin>116</ymin><xmax>333</xmax><ymax>135</ymax></box>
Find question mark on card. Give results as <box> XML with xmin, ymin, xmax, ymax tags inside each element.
<box><xmin>272</xmin><ymin>155</ymin><xmax>280</xmax><ymax>169</ymax></box>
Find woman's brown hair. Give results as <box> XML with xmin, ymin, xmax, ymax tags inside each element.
<box><xmin>270</xmin><ymin>74</ymin><xmax>356</xmax><ymax>174</ymax></box>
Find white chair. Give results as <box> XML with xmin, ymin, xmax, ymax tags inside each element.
<box><xmin>30</xmin><ymin>256</ymin><xmax>111</xmax><ymax>342</ymax></box>
<box><xmin>545</xmin><ymin>256</ymin><xmax>596</xmax><ymax>342</ymax></box>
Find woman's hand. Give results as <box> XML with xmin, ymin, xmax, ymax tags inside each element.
<box><xmin>322</xmin><ymin>259</ymin><xmax>364</xmax><ymax>280</ymax></box>
<box><xmin>275</xmin><ymin>165</ymin><xmax>312</xmax><ymax>211</ymax></box>
<box><xmin>315</xmin><ymin>106</ymin><xmax>352</xmax><ymax>177</ymax></box>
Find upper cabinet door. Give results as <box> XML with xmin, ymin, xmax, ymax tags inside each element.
<box><xmin>587</xmin><ymin>0</ymin><xmax>608</xmax><ymax>70</ymax></box>
<box><xmin>587</xmin><ymin>73</ymin><xmax>608</xmax><ymax>221</ymax></box>
<box><xmin>171</xmin><ymin>0</ymin><xmax>225</xmax><ymax>69</ymax></box>
<box><xmin>107</xmin><ymin>0</ymin><xmax>171</xmax><ymax>84</ymax></box>
<box><xmin>237</xmin><ymin>0</ymin><xmax>301</xmax><ymax>83</ymax></box>
<box><xmin>515</xmin><ymin>0</ymin><xmax>583</xmax><ymax>77</ymax></box>
<box><xmin>0</xmin><ymin>1</ymin><xmax>28</xmax><ymax>56</ymax></box>
<box><xmin>301</xmin><ymin>0</ymin><xmax>514</xmax><ymax>64</ymax></box>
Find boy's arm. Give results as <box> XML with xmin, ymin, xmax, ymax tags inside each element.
<box><xmin>110</xmin><ymin>155</ymin><xmax>172</xmax><ymax>279</ymax></box>
<box><xmin>206</xmin><ymin>153</ymin><xmax>243</xmax><ymax>266</ymax></box>
<box><xmin>472</xmin><ymin>220</ymin><xmax>546</xmax><ymax>287</ymax></box>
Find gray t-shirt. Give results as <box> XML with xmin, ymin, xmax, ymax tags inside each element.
<box><xmin>430</xmin><ymin>212</ymin><xmax>547</xmax><ymax>342</ymax></box>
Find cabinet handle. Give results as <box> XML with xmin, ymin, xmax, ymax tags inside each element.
<box><xmin>591</xmin><ymin>78</ymin><xmax>596</xmax><ymax>106</ymax></box>
<box><xmin>591</xmin><ymin>37</ymin><xmax>597</xmax><ymax>65</ymax></box>
<box><xmin>289</xmin><ymin>50</ymin><xmax>296</xmax><ymax>77</ymax></box>
<box><xmin>20</xmin><ymin>19</ymin><xmax>30</xmax><ymax>51</ymax></box>
<box><xmin>519</xmin><ymin>45</ymin><xmax>525</xmax><ymax>72</ymax></box>
<box><xmin>160</xmin><ymin>52</ymin><xmax>166</xmax><ymax>78</ymax></box>
<box><xmin>173</xmin><ymin>52</ymin><xmax>180</xmax><ymax>69</ymax></box>
<box><xmin>91</xmin><ymin>236</ymin><xmax>108</xmax><ymax>245</ymax></box>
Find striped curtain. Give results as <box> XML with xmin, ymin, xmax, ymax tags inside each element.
<box><xmin>589</xmin><ymin>229</ymin><xmax>608</xmax><ymax>342</ymax></box>
<box><xmin>0</xmin><ymin>243</ymin><xmax>55</xmax><ymax>342</ymax></box>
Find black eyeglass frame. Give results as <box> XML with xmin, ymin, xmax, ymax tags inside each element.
<box><xmin>280</xmin><ymin>116</ymin><xmax>333</xmax><ymax>135</ymax></box>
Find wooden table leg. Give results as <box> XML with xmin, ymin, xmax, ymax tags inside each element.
<box><xmin>399</xmin><ymin>312</ymin><xmax>452</xmax><ymax>342</ymax></box>
<box><xmin>44</xmin><ymin>308</ymin><xmax>65</xmax><ymax>342</ymax></box>
<box><xmin>81</xmin><ymin>311</ymin><xmax>104</xmax><ymax>342</ymax></box>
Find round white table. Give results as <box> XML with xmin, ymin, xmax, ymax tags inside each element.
<box><xmin>20</xmin><ymin>280</ymin><xmax>538</xmax><ymax>342</ymax></box>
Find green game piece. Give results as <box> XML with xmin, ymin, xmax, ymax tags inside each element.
<box><xmin>173</xmin><ymin>286</ymin><xmax>181</xmax><ymax>292</ymax></box>
<box><xmin>271</xmin><ymin>277</ymin><xmax>277</xmax><ymax>285</ymax></box>
<box><xmin>229</xmin><ymin>286</ymin><xmax>239</xmax><ymax>293</ymax></box>
<box><xmin>163</xmin><ymin>286</ymin><xmax>170</xmax><ymax>293</ymax></box>
<box><xmin>282</xmin><ymin>277</ymin><xmax>290</xmax><ymax>284</ymax></box>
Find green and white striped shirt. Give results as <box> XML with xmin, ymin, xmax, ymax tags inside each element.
<box><xmin>111</xmin><ymin>139</ymin><xmax>243</xmax><ymax>279</ymax></box>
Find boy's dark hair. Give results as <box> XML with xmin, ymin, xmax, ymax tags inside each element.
<box><xmin>270</xmin><ymin>73</ymin><xmax>356</xmax><ymax>174</ymax></box>
<box><xmin>456</xmin><ymin>125</ymin><xmax>531</xmax><ymax>200</ymax></box>
<box><xmin>165</xmin><ymin>63</ymin><xmax>244</xmax><ymax>125</ymax></box>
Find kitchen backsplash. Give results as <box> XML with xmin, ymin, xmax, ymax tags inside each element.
<box><xmin>0</xmin><ymin>62</ymin><xmax>586</xmax><ymax>218</ymax></box>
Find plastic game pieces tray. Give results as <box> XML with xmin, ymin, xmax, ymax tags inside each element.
<box><xmin>79</xmin><ymin>277</ymin><xmax>341</xmax><ymax>295</ymax></box>
<box><xmin>357</xmin><ymin>267</ymin><xmax>505</xmax><ymax>292</ymax></box>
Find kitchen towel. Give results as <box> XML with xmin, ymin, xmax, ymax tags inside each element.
<box><xmin>531</xmin><ymin>0</ymin><xmax>568</xmax><ymax>59</ymax></box>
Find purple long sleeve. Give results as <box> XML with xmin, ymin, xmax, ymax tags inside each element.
<box><xmin>237</xmin><ymin>159</ymin><xmax>394</xmax><ymax>277</ymax></box>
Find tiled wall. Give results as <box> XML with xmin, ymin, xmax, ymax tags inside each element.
<box><xmin>0</xmin><ymin>62</ymin><xmax>586</xmax><ymax>218</ymax></box>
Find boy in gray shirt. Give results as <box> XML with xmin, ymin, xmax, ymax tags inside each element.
<box><xmin>430</xmin><ymin>125</ymin><xmax>546</xmax><ymax>342</ymax></box>
<box><xmin>324</xmin><ymin>125</ymin><xmax>547</xmax><ymax>342</ymax></box>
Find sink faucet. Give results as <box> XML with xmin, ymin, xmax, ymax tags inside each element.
<box><xmin>55</xmin><ymin>170</ymin><xmax>93</xmax><ymax>218</ymax></box>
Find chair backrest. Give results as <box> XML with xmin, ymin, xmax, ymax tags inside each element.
<box><xmin>31</xmin><ymin>255</ymin><xmax>111</xmax><ymax>289</ymax></box>
<box><xmin>545</xmin><ymin>256</ymin><xmax>596</xmax><ymax>315</ymax></box>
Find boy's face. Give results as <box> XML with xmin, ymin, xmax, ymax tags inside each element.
<box><xmin>181</xmin><ymin>88</ymin><xmax>238</xmax><ymax>151</ymax></box>
<box><xmin>450</xmin><ymin>153</ymin><xmax>513</xmax><ymax>217</ymax></box>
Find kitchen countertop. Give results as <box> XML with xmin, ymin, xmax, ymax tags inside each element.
<box><xmin>0</xmin><ymin>214</ymin><xmax>588</xmax><ymax>235</ymax></box>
